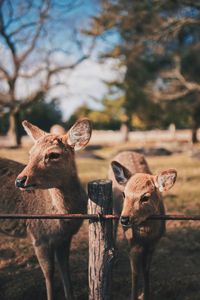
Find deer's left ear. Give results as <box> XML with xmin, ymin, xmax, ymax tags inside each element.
<box><xmin>65</xmin><ymin>118</ymin><xmax>92</xmax><ymax>151</ymax></box>
<box><xmin>153</xmin><ymin>169</ymin><xmax>177</xmax><ymax>192</ymax></box>
<box><xmin>111</xmin><ymin>161</ymin><xmax>132</xmax><ymax>185</ymax></box>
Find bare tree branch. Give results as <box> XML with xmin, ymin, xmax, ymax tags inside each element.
<box><xmin>0</xmin><ymin>10</ymin><xmax>17</xmax><ymax>68</ymax></box>
<box><xmin>149</xmin><ymin>55</ymin><xmax>200</xmax><ymax>102</ymax></box>
<box><xmin>18</xmin><ymin>2</ymin><xmax>50</xmax><ymax>64</ymax></box>
<box><xmin>160</xmin><ymin>17</ymin><xmax>200</xmax><ymax>38</ymax></box>
<box><xmin>0</xmin><ymin>65</ymin><xmax>11</xmax><ymax>80</ymax></box>
<box><xmin>18</xmin><ymin>66</ymin><xmax>47</xmax><ymax>79</ymax></box>
<box><xmin>9</xmin><ymin>21</ymin><xmax>39</xmax><ymax>37</ymax></box>
<box><xmin>161</xmin><ymin>55</ymin><xmax>200</xmax><ymax>90</ymax></box>
<box><xmin>4</xmin><ymin>1</ymin><xmax>33</xmax><ymax>30</ymax></box>
<box><xmin>152</xmin><ymin>88</ymin><xmax>191</xmax><ymax>101</ymax></box>
<box><xmin>50</xmin><ymin>55</ymin><xmax>89</xmax><ymax>74</ymax></box>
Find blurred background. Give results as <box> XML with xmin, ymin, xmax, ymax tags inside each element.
<box><xmin>0</xmin><ymin>0</ymin><xmax>200</xmax><ymax>147</ymax></box>
<box><xmin>1</xmin><ymin>1</ymin><xmax>200</xmax><ymax>300</ymax></box>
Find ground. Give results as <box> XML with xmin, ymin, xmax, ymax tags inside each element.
<box><xmin>0</xmin><ymin>144</ymin><xmax>200</xmax><ymax>299</ymax></box>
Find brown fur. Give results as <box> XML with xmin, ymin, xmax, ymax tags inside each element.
<box><xmin>109</xmin><ymin>151</ymin><xmax>177</xmax><ymax>300</ymax></box>
<box><xmin>0</xmin><ymin>118</ymin><xmax>92</xmax><ymax>300</ymax></box>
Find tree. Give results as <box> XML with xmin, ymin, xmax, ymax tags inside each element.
<box><xmin>145</xmin><ymin>1</ymin><xmax>200</xmax><ymax>142</ymax></box>
<box><xmin>67</xmin><ymin>96</ymin><xmax>126</xmax><ymax>130</ymax></box>
<box><xmin>0</xmin><ymin>0</ymin><xmax>93</xmax><ymax>145</ymax></box>
<box><xmin>86</xmin><ymin>0</ymin><xmax>200</xmax><ymax>141</ymax></box>
<box><xmin>85</xmin><ymin>1</ymin><xmax>163</xmax><ymax>129</ymax></box>
<box><xmin>0</xmin><ymin>97</ymin><xmax>63</xmax><ymax>136</ymax></box>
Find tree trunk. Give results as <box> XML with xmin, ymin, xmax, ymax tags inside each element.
<box><xmin>192</xmin><ymin>126</ymin><xmax>198</xmax><ymax>144</ymax></box>
<box><xmin>192</xmin><ymin>100</ymin><xmax>200</xmax><ymax>144</ymax></box>
<box><xmin>120</xmin><ymin>122</ymin><xmax>129</xmax><ymax>143</ymax></box>
<box><xmin>7</xmin><ymin>111</ymin><xmax>21</xmax><ymax>147</ymax></box>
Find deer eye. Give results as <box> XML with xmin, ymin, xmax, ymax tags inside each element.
<box><xmin>122</xmin><ymin>192</ymin><xmax>125</xmax><ymax>198</ymax></box>
<box><xmin>140</xmin><ymin>194</ymin><xmax>150</xmax><ymax>203</ymax></box>
<box><xmin>48</xmin><ymin>152</ymin><xmax>61</xmax><ymax>160</ymax></box>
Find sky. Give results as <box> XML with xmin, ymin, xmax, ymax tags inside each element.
<box><xmin>58</xmin><ymin>57</ymin><xmax>123</xmax><ymax>120</ymax></box>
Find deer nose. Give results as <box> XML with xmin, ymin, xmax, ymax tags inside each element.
<box><xmin>120</xmin><ymin>216</ymin><xmax>131</xmax><ymax>226</ymax></box>
<box><xmin>15</xmin><ymin>176</ymin><xmax>27</xmax><ymax>188</ymax></box>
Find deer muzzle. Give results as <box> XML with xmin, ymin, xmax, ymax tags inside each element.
<box><xmin>120</xmin><ymin>216</ymin><xmax>131</xmax><ymax>227</ymax></box>
<box><xmin>15</xmin><ymin>176</ymin><xmax>36</xmax><ymax>190</ymax></box>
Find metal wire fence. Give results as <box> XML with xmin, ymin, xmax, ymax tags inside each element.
<box><xmin>0</xmin><ymin>213</ymin><xmax>200</xmax><ymax>221</ymax></box>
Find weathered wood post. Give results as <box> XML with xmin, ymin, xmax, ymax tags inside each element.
<box><xmin>88</xmin><ymin>179</ymin><xmax>115</xmax><ymax>300</ymax></box>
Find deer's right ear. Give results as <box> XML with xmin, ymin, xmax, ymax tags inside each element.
<box><xmin>22</xmin><ymin>120</ymin><xmax>47</xmax><ymax>142</ymax></box>
<box><xmin>65</xmin><ymin>118</ymin><xmax>92</xmax><ymax>151</ymax></box>
<box><xmin>111</xmin><ymin>161</ymin><xmax>132</xmax><ymax>185</ymax></box>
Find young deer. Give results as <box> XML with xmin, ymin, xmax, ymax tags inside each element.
<box><xmin>108</xmin><ymin>151</ymin><xmax>177</xmax><ymax>300</ymax></box>
<box><xmin>0</xmin><ymin>118</ymin><xmax>92</xmax><ymax>300</ymax></box>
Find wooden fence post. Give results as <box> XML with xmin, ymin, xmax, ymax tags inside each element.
<box><xmin>88</xmin><ymin>179</ymin><xmax>115</xmax><ymax>300</ymax></box>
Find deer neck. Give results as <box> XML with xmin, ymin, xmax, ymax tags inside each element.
<box><xmin>48</xmin><ymin>168</ymin><xmax>82</xmax><ymax>214</ymax></box>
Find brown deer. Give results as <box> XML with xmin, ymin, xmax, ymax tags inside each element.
<box><xmin>108</xmin><ymin>151</ymin><xmax>177</xmax><ymax>300</ymax></box>
<box><xmin>50</xmin><ymin>124</ymin><xmax>66</xmax><ymax>135</ymax></box>
<box><xmin>0</xmin><ymin>118</ymin><xmax>92</xmax><ymax>300</ymax></box>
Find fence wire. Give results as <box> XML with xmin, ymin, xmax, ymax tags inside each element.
<box><xmin>0</xmin><ymin>213</ymin><xmax>200</xmax><ymax>221</ymax></box>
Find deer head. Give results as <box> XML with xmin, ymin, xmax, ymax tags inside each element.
<box><xmin>15</xmin><ymin>119</ymin><xmax>92</xmax><ymax>190</ymax></box>
<box><xmin>111</xmin><ymin>161</ymin><xmax>177</xmax><ymax>226</ymax></box>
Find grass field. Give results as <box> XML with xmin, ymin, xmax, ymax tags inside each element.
<box><xmin>0</xmin><ymin>145</ymin><xmax>200</xmax><ymax>300</ymax></box>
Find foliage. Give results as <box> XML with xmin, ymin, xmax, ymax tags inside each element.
<box><xmin>0</xmin><ymin>99</ymin><xmax>63</xmax><ymax>135</ymax></box>
<box><xmin>85</xmin><ymin>0</ymin><xmax>200</xmax><ymax>136</ymax></box>
<box><xmin>67</xmin><ymin>96</ymin><xmax>127</xmax><ymax>130</ymax></box>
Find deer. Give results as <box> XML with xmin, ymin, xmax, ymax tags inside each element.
<box><xmin>50</xmin><ymin>124</ymin><xmax>66</xmax><ymax>135</ymax></box>
<box><xmin>0</xmin><ymin>118</ymin><xmax>92</xmax><ymax>300</ymax></box>
<box><xmin>108</xmin><ymin>151</ymin><xmax>177</xmax><ymax>300</ymax></box>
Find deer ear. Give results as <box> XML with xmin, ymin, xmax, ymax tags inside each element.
<box><xmin>154</xmin><ymin>169</ymin><xmax>177</xmax><ymax>192</ymax></box>
<box><xmin>22</xmin><ymin>120</ymin><xmax>47</xmax><ymax>142</ymax></box>
<box><xmin>111</xmin><ymin>161</ymin><xmax>132</xmax><ymax>185</ymax></box>
<box><xmin>66</xmin><ymin>118</ymin><xmax>92</xmax><ymax>151</ymax></box>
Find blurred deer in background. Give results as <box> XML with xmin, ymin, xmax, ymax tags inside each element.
<box><xmin>50</xmin><ymin>124</ymin><xmax>66</xmax><ymax>135</ymax></box>
<box><xmin>109</xmin><ymin>151</ymin><xmax>177</xmax><ymax>300</ymax></box>
<box><xmin>0</xmin><ymin>118</ymin><xmax>92</xmax><ymax>300</ymax></box>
